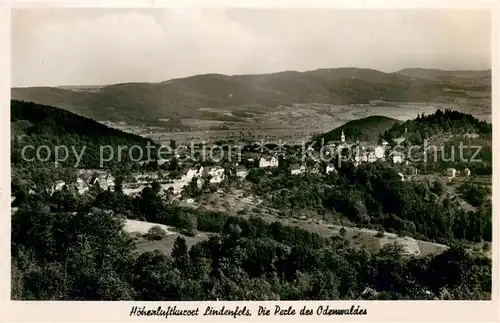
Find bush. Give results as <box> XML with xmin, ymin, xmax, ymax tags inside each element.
<box><xmin>145</xmin><ymin>225</ymin><xmax>167</xmax><ymax>241</ymax></box>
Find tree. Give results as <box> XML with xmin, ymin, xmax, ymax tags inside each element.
<box><xmin>168</xmin><ymin>157</ymin><xmax>179</xmax><ymax>172</ymax></box>
<box><xmin>171</xmin><ymin>236</ymin><xmax>189</xmax><ymax>271</ymax></box>
<box><xmin>151</xmin><ymin>180</ymin><xmax>162</xmax><ymax>195</ymax></box>
<box><xmin>146</xmin><ymin>226</ymin><xmax>167</xmax><ymax>241</ymax></box>
<box><xmin>114</xmin><ymin>175</ymin><xmax>124</xmax><ymax>194</ymax></box>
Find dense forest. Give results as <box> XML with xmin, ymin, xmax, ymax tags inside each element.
<box><xmin>11</xmin><ymin>100</ymin><xmax>162</xmax><ymax>193</ymax></box>
<box><xmin>11</xmin><ymin>100</ymin><xmax>159</xmax><ymax>169</ymax></box>
<box><xmin>11</xmin><ymin>184</ymin><xmax>491</xmax><ymax>300</ymax></box>
<box><xmin>246</xmin><ymin>163</ymin><xmax>492</xmax><ymax>245</ymax></box>
<box><xmin>382</xmin><ymin>110</ymin><xmax>491</xmax><ymax>144</ymax></box>
<box><xmin>381</xmin><ymin>109</ymin><xmax>492</xmax><ymax>174</ymax></box>
<box><xmin>10</xmin><ymin>102</ymin><xmax>492</xmax><ymax>300</ymax></box>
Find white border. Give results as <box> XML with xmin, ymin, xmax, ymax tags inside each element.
<box><xmin>1</xmin><ymin>1</ymin><xmax>499</xmax><ymax>322</ymax></box>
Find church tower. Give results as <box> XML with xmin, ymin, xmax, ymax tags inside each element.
<box><xmin>341</xmin><ymin>130</ymin><xmax>345</xmax><ymax>143</ymax></box>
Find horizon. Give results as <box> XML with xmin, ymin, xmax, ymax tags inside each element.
<box><xmin>11</xmin><ymin>66</ymin><xmax>493</xmax><ymax>89</ymax></box>
<box><xmin>12</xmin><ymin>8</ymin><xmax>491</xmax><ymax>87</ymax></box>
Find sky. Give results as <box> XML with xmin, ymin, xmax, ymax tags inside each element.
<box><xmin>11</xmin><ymin>8</ymin><xmax>491</xmax><ymax>87</ymax></box>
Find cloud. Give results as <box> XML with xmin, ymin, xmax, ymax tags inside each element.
<box><xmin>11</xmin><ymin>8</ymin><xmax>491</xmax><ymax>87</ymax></box>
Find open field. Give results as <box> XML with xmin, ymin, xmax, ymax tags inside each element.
<box><xmin>103</xmin><ymin>101</ymin><xmax>491</xmax><ymax>144</ymax></box>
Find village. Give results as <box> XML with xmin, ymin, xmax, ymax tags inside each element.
<box><xmin>45</xmin><ymin>129</ymin><xmax>473</xmax><ymax>203</ymax></box>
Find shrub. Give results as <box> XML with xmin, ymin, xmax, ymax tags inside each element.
<box><xmin>145</xmin><ymin>225</ymin><xmax>167</xmax><ymax>241</ymax></box>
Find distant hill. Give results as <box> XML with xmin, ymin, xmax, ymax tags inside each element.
<box><xmin>11</xmin><ymin>100</ymin><xmax>157</xmax><ymax>170</ymax></box>
<box><xmin>396</xmin><ymin>68</ymin><xmax>491</xmax><ymax>87</ymax></box>
<box><xmin>11</xmin><ymin>68</ymin><xmax>491</xmax><ymax>128</ymax></box>
<box><xmin>313</xmin><ymin>115</ymin><xmax>401</xmax><ymax>144</ymax></box>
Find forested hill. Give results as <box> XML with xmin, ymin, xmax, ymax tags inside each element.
<box><xmin>11</xmin><ymin>100</ymin><xmax>158</xmax><ymax>170</ymax></box>
<box><xmin>313</xmin><ymin>115</ymin><xmax>400</xmax><ymax>144</ymax></box>
<box><xmin>381</xmin><ymin>109</ymin><xmax>492</xmax><ymax>174</ymax></box>
<box><xmin>382</xmin><ymin>109</ymin><xmax>492</xmax><ymax>145</ymax></box>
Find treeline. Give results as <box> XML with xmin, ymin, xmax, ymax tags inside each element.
<box><xmin>382</xmin><ymin>109</ymin><xmax>491</xmax><ymax>145</ymax></box>
<box><xmin>12</xmin><ymin>187</ymin><xmax>492</xmax><ymax>300</ymax></box>
<box><xmin>248</xmin><ymin>163</ymin><xmax>492</xmax><ymax>244</ymax></box>
<box><xmin>380</xmin><ymin>109</ymin><xmax>492</xmax><ymax>174</ymax></box>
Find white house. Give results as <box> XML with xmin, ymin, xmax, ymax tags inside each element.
<box><xmin>75</xmin><ymin>177</ymin><xmax>89</xmax><ymax>195</ymax></box>
<box><xmin>374</xmin><ymin>146</ymin><xmax>385</xmax><ymax>159</ymax></box>
<box><xmin>236</xmin><ymin>166</ymin><xmax>248</xmax><ymax>179</ymax></box>
<box><xmin>196</xmin><ymin>178</ymin><xmax>204</xmax><ymax>189</ymax></box>
<box><xmin>367</xmin><ymin>152</ymin><xmax>377</xmax><ymax>163</ymax></box>
<box><xmin>259</xmin><ymin>155</ymin><xmax>279</xmax><ymax>168</ymax></box>
<box><xmin>290</xmin><ymin>164</ymin><xmax>306</xmax><ymax>175</ymax></box>
<box><xmin>122</xmin><ymin>184</ymin><xmax>146</xmax><ymax>196</ymax></box>
<box><xmin>392</xmin><ymin>154</ymin><xmax>403</xmax><ymax>164</ymax></box>
<box><xmin>91</xmin><ymin>174</ymin><xmax>115</xmax><ymax>190</ymax></box>
<box><xmin>447</xmin><ymin>168</ymin><xmax>457</xmax><ymax>178</ymax></box>
<box><xmin>326</xmin><ymin>164</ymin><xmax>337</xmax><ymax>174</ymax></box>
<box><xmin>52</xmin><ymin>180</ymin><xmax>66</xmax><ymax>193</ymax></box>
<box><xmin>180</xmin><ymin>168</ymin><xmax>198</xmax><ymax>182</ymax></box>
<box><xmin>208</xmin><ymin>166</ymin><xmax>225</xmax><ymax>183</ymax></box>
<box><xmin>397</xmin><ymin>172</ymin><xmax>405</xmax><ymax>181</ymax></box>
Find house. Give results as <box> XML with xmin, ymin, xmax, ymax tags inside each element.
<box><xmin>464</xmin><ymin>168</ymin><xmax>471</xmax><ymax>177</ymax></box>
<box><xmin>394</xmin><ymin>137</ymin><xmax>406</xmax><ymax>145</ymax></box>
<box><xmin>447</xmin><ymin>168</ymin><xmax>457</xmax><ymax>178</ymax></box>
<box><xmin>290</xmin><ymin>164</ymin><xmax>306</xmax><ymax>175</ymax></box>
<box><xmin>397</xmin><ymin>173</ymin><xmax>405</xmax><ymax>181</ymax></box>
<box><xmin>208</xmin><ymin>166</ymin><xmax>225</xmax><ymax>183</ymax></box>
<box><xmin>367</xmin><ymin>152</ymin><xmax>377</xmax><ymax>163</ymax></box>
<box><xmin>196</xmin><ymin>166</ymin><xmax>205</xmax><ymax>177</ymax></box>
<box><xmin>374</xmin><ymin>146</ymin><xmax>385</xmax><ymax>159</ymax></box>
<box><xmin>75</xmin><ymin>177</ymin><xmax>89</xmax><ymax>195</ymax></box>
<box><xmin>392</xmin><ymin>155</ymin><xmax>403</xmax><ymax>164</ymax></box>
<box><xmin>389</xmin><ymin>151</ymin><xmax>404</xmax><ymax>164</ymax></box>
<box><xmin>326</xmin><ymin>164</ymin><xmax>337</xmax><ymax>174</ymax></box>
<box><xmin>196</xmin><ymin>178</ymin><xmax>204</xmax><ymax>189</ymax></box>
<box><xmin>122</xmin><ymin>184</ymin><xmax>146</xmax><ymax>196</ymax></box>
<box><xmin>236</xmin><ymin>165</ymin><xmax>248</xmax><ymax>179</ymax></box>
<box><xmin>52</xmin><ymin>180</ymin><xmax>66</xmax><ymax>193</ymax></box>
<box><xmin>310</xmin><ymin>164</ymin><xmax>320</xmax><ymax>174</ymax></box>
<box><xmin>180</xmin><ymin>168</ymin><xmax>198</xmax><ymax>182</ymax></box>
<box><xmin>259</xmin><ymin>155</ymin><xmax>279</xmax><ymax>168</ymax></box>
<box><xmin>92</xmin><ymin>174</ymin><xmax>115</xmax><ymax>190</ymax></box>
